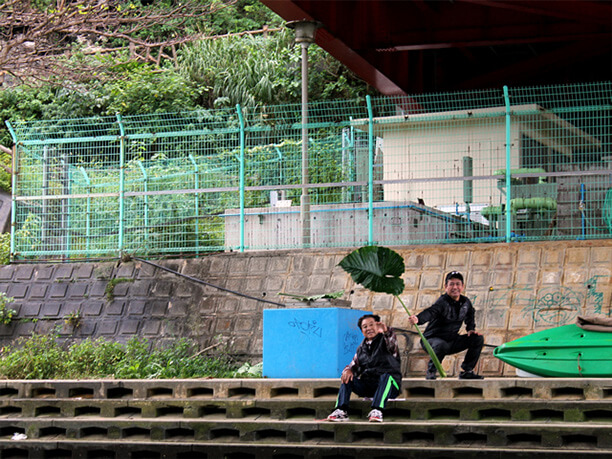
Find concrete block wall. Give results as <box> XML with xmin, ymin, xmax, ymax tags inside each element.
<box><xmin>0</xmin><ymin>239</ymin><xmax>610</xmax><ymax>377</ymax></box>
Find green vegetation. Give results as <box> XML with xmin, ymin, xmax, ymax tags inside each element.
<box><xmin>0</xmin><ymin>333</ymin><xmax>240</xmax><ymax>379</ymax></box>
<box><xmin>0</xmin><ymin>292</ymin><xmax>16</xmax><ymax>325</ymax></box>
<box><xmin>105</xmin><ymin>278</ymin><xmax>135</xmax><ymax>301</ymax></box>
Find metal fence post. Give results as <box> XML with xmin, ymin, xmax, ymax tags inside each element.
<box><xmin>366</xmin><ymin>95</ymin><xmax>374</xmax><ymax>245</ymax></box>
<box><xmin>236</xmin><ymin>104</ymin><xmax>245</xmax><ymax>252</ymax></box>
<box><xmin>6</xmin><ymin>121</ymin><xmax>17</xmax><ymax>261</ymax></box>
<box><xmin>116</xmin><ymin>114</ymin><xmax>126</xmax><ymax>254</ymax></box>
<box><xmin>503</xmin><ymin>86</ymin><xmax>512</xmax><ymax>243</ymax></box>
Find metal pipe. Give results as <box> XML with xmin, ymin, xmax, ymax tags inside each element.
<box><xmin>503</xmin><ymin>86</ymin><xmax>512</xmax><ymax>242</ymax></box>
<box><xmin>188</xmin><ymin>154</ymin><xmax>200</xmax><ymax>255</ymax></box>
<box><xmin>366</xmin><ymin>95</ymin><xmax>374</xmax><ymax>245</ymax></box>
<box><xmin>236</xmin><ymin>104</ymin><xmax>245</xmax><ymax>252</ymax></box>
<box><xmin>116</xmin><ymin>114</ymin><xmax>126</xmax><ymax>254</ymax></box>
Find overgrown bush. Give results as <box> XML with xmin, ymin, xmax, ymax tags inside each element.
<box><xmin>0</xmin><ymin>334</ymin><xmax>241</xmax><ymax>380</ymax></box>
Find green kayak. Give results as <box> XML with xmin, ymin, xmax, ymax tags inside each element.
<box><xmin>494</xmin><ymin>324</ymin><xmax>612</xmax><ymax>377</ymax></box>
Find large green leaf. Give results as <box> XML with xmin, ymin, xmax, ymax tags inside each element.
<box><xmin>339</xmin><ymin>246</ymin><xmax>405</xmax><ymax>295</ymax></box>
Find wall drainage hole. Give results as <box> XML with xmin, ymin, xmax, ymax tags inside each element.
<box><xmin>428</xmin><ymin>408</ymin><xmax>460</xmax><ymax>420</ymax></box>
<box><xmin>155</xmin><ymin>406</ymin><xmax>184</xmax><ymax>417</ymax></box>
<box><xmin>313</xmin><ymin>387</ymin><xmax>339</xmax><ymax>398</ymax></box>
<box><xmin>454</xmin><ymin>432</ymin><xmax>487</xmax><ymax>445</ymax></box>
<box><xmin>0</xmin><ymin>406</ymin><xmax>21</xmax><ymax>416</ymax></box>
<box><xmin>32</xmin><ymin>388</ymin><xmax>55</xmax><ymax>399</ymax></box>
<box><xmin>602</xmin><ymin>388</ymin><xmax>612</xmax><ymax>399</ymax></box>
<box><xmin>0</xmin><ymin>427</ymin><xmax>24</xmax><ymax>437</ymax></box>
<box><xmin>166</xmin><ymin>428</ymin><xmax>194</xmax><ymax>440</ymax></box>
<box><xmin>107</xmin><ymin>387</ymin><xmax>133</xmax><ymax>399</ymax></box>
<box><xmin>1</xmin><ymin>448</ymin><xmax>29</xmax><ymax>459</ymax></box>
<box><xmin>287</xmin><ymin>407</ymin><xmax>316</xmax><ymax>419</ymax></box>
<box><xmin>303</xmin><ymin>430</ymin><xmax>335</xmax><ymax>442</ymax></box>
<box><xmin>407</xmin><ymin>387</ymin><xmax>435</xmax><ymax>398</ymax></box>
<box><xmin>243</xmin><ymin>407</ymin><xmax>271</xmax><ymax>418</ymax></box>
<box><xmin>188</xmin><ymin>387</ymin><xmax>214</xmax><ymax>398</ymax></box>
<box><xmin>86</xmin><ymin>449</ymin><xmax>116</xmax><ymax>459</ymax></box>
<box><xmin>562</xmin><ymin>434</ymin><xmax>598</xmax><ymax>447</ymax></box>
<box><xmin>35</xmin><ymin>406</ymin><xmax>61</xmax><ymax>417</ymax></box>
<box><xmin>478</xmin><ymin>408</ymin><xmax>511</xmax><ymax>420</ymax></box>
<box><xmin>403</xmin><ymin>431</ymin><xmax>434</xmax><ymax>444</ymax></box>
<box><xmin>384</xmin><ymin>407</ymin><xmax>411</xmax><ymax>420</ymax></box>
<box><xmin>39</xmin><ymin>427</ymin><xmax>67</xmax><ymax>438</ymax></box>
<box><xmin>551</xmin><ymin>387</ymin><xmax>584</xmax><ymax>399</ymax></box>
<box><xmin>210</xmin><ymin>428</ymin><xmax>240</xmax><ymax>441</ymax></box>
<box><xmin>228</xmin><ymin>387</ymin><xmax>256</xmax><ymax>398</ymax></box>
<box><xmin>507</xmin><ymin>433</ymin><xmax>541</xmax><ymax>446</ymax></box>
<box><xmin>75</xmin><ymin>406</ymin><xmax>101</xmax><ymax>417</ymax></box>
<box><xmin>351</xmin><ymin>430</ymin><xmax>384</xmax><ymax>443</ymax></box>
<box><xmin>584</xmin><ymin>410</ymin><xmax>612</xmax><ymax>422</ymax></box>
<box><xmin>122</xmin><ymin>427</ymin><xmax>150</xmax><ymax>439</ymax></box>
<box><xmin>0</xmin><ymin>388</ymin><xmax>19</xmax><ymax>398</ymax></box>
<box><xmin>80</xmin><ymin>427</ymin><xmax>108</xmax><ymax>439</ymax></box>
<box><xmin>271</xmin><ymin>387</ymin><xmax>299</xmax><ymax>398</ymax></box>
<box><xmin>131</xmin><ymin>451</ymin><xmax>160</xmax><ymax>459</ymax></box>
<box><xmin>147</xmin><ymin>387</ymin><xmax>173</xmax><ymax>398</ymax></box>
<box><xmin>198</xmin><ymin>405</ymin><xmax>226</xmax><ymax>418</ymax></box>
<box><xmin>255</xmin><ymin>429</ymin><xmax>286</xmax><ymax>441</ymax></box>
<box><xmin>69</xmin><ymin>388</ymin><xmax>94</xmax><ymax>399</ymax></box>
<box><xmin>453</xmin><ymin>387</ymin><xmax>483</xmax><ymax>398</ymax></box>
<box><xmin>530</xmin><ymin>409</ymin><xmax>563</xmax><ymax>421</ymax></box>
<box><xmin>42</xmin><ymin>449</ymin><xmax>71</xmax><ymax>459</ymax></box>
<box><xmin>114</xmin><ymin>406</ymin><xmax>141</xmax><ymax>418</ymax></box>
<box><xmin>501</xmin><ymin>386</ymin><xmax>533</xmax><ymax>398</ymax></box>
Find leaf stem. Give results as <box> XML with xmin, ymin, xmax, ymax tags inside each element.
<box><xmin>395</xmin><ymin>295</ymin><xmax>447</xmax><ymax>378</ymax></box>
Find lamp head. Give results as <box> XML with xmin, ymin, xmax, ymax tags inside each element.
<box><xmin>286</xmin><ymin>20</ymin><xmax>322</xmax><ymax>44</ymax></box>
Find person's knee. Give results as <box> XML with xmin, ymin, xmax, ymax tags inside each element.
<box><xmin>471</xmin><ymin>334</ymin><xmax>484</xmax><ymax>347</ymax></box>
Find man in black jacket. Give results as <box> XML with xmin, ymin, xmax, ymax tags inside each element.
<box><xmin>326</xmin><ymin>314</ymin><xmax>401</xmax><ymax>423</ymax></box>
<box><xmin>408</xmin><ymin>271</ymin><xmax>484</xmax><ymax>380</ymax></box>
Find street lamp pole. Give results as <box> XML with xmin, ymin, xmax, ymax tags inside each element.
<box><xmin>287</xmin><ymin>20</ymin><xmax>321</xmax><ymax>248</ymax></box>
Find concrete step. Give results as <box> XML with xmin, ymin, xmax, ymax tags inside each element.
<box><xmin>1</xmin><ymin>378</ymin><xmax>612</xmax><ymax>458</ymax></box>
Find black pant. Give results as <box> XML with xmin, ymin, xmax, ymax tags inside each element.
<box><xmin>335</xmin><ymin>373</ymin><xmax>400</xmax><ymax>413</ymax></box>
<box><xmin>421</xmin><ymin>333</ymin><xmax>484</xmax><ymax>373</ymax></box>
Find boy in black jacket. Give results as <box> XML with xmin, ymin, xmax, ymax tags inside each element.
<box><xmin>408</xmin><ymin>271</ymin><xmax>484</xmax><ymax>380</ymax></box>
<box><xmin>326</xmin><ymin>314</ymin><xmax>401</xmax><ymax>423</ymax></box>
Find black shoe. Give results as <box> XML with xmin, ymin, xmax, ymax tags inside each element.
<box><xmin>426</xmin><ymin>370</ymin><xmax>437</xmax><ymax>380</ymax></box>
<box><xmin>459</xmin><ymin>371</ymin><xmax>484</xmax><ymax>380</ymax></box>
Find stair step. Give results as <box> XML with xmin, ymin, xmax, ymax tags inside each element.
<box><xmin>0</xmin><ymin>440</ymin><xmax>611</xmax><ymax>459</ymax></box>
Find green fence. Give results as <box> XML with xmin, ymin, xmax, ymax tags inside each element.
<box><xmin>6</xmin><ymin>82</ymin><xmax>612</xmax><ymax>261</ymax></box>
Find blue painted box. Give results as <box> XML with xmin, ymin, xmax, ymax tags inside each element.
<box><xmin>263</xmin><ymin>307</ymin><xmax>370</xmax><ymax>378</ymax></box>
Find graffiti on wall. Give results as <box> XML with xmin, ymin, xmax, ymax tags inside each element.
<box><xmin>475</xmin><ymin>275</ymin><xmax>608</xmax><ymax>326</ymax></box>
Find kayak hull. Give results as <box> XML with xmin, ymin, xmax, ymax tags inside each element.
<box><xmin>494</xmin><ymin>324</ymin><xmax>612</xmax><ymax>377</ymax></box>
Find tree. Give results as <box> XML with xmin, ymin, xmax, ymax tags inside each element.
<box><xmin>0</xmin><ymin>0</ymin><xmax>237</xmax><ymax>85</ymax></box>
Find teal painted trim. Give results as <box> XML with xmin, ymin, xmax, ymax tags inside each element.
<box><xmin>503</xmin><ymin>86</ymin><xmax>512</xmax><ymax>243</ymax></box>
<box><xmin>136</xmin><ymin>161</ymin><xmax>149</xmax><ymax>248</ymax></box>
<box><xmin>9</xmin><ymin>140</ymin><xmax>16</xmax><ymax>261</ymax></box>
<box><xmin>366</xmin><ymin>95</ymin><xmax>374</xmax><ymax>245</ymax></box>
<box><xmin>79</xmin><ymin>167</ymin><xmax>92</xmax><ymax>256</ymax></box>
<box><xmin>116</xmin><ymin>114</ymin><xmax>125</xmax><ymax>253</ymax></box>
<box><xmin>237</xmin><ymin>104</ymin><xmax>245</xmax><ymax>253</ymax></box>
<box><xmin>189</xmin><ymin>154</ymin><xmax>200</xmax><ymax>256</ymax></box>
<box><xmin>5</xmin><ymin>121</ymin><xmax>17</xmax><ymax>144</ymax></box>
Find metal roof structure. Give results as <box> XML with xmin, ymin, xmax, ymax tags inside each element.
<box><xmin>261</xmin><ymin>0</ymin><xmax>612</xmax><ymax>95</ymax></box>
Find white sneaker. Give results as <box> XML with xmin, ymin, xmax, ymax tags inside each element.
<box><xmin>368</xmin><ymin>408</ymin><xmax>383</xmax><ymax>422</ymax></box>
<box><xmin>327</xmin><ymin>408</ymin><xmax>349</xmax><ymax>422</ymax></box>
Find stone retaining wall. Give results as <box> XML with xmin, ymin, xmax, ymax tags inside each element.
<box><xmin>0</xmin><ymin>239</ymin><xmax>610</xmax><ymax>377</ymax></box>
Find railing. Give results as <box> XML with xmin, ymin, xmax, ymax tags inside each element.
<box><xmin>6</xmin><ymin>82</ymin><xmax>612</xmax><ymax>261</ymax></box>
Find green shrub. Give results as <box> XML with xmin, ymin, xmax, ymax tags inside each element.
<box><xmin>0</xmin><ymin>334</ymin><xmax>239</xmax><ymax>380</ymax></box>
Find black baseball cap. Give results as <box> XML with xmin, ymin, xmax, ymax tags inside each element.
<box><xmin>445</xmin><ymin>271</ymin><xmax>464</xmax><ymax>284</ymax></box>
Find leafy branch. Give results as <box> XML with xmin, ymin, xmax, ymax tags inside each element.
<box><xmin>339</xmin><ymin>246</ymin><xmax>446</xmax><ymax>378</ymax></box>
